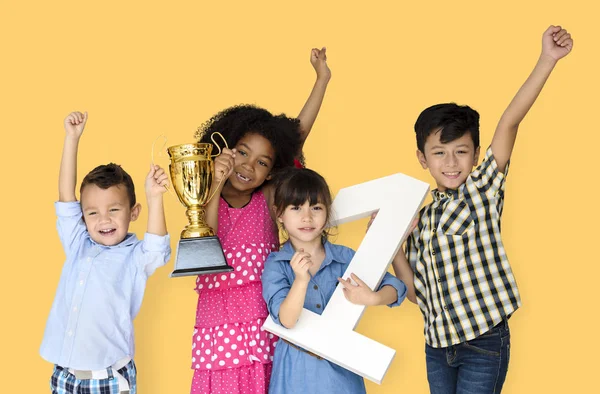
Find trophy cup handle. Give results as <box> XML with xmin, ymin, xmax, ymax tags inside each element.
<box><xmin>210</xmin><ymin>132</ymin><xmax>229</xmax><ymax>157</ymax></box>
<box><xmin>205</xmin><ymin>132</ymin><xmax>230</xmax><ymax>204</ymax></box>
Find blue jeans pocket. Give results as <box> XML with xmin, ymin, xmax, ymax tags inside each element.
<box><xmin>463</xmin><ymin>331</ymin><xmax>503</xmax><ymax>357</ymax></box>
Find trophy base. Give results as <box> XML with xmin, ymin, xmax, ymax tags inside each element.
<box><xmin>170</xmin><ymin>236</ymin><xmax>234</xmax><ymax>278</ymax></box>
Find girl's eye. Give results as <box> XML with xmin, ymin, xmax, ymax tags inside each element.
<box><xmin>290</xmin><ymin>206</ymin><xmax>300</xmax><ymax>211</ymax></box>
<box><xmin>312</xmin><ymin>206</ymin><xmax>323</xmax><ymax>211</ymax></box>
<box><xmin>258</xmin><ymin>161</ymin><xmax>267</xmax><ymax>167</ymax></box>
<box><xmin>239</xmin><ymin>150</ymin><xmax>247</xmax><ymax>156</ymax></box>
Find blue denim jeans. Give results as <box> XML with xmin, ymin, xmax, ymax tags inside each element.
<box><xmin>425</xmin><ymin>319</ymin><xmax>510</xmax><ymax>394</ymax></box>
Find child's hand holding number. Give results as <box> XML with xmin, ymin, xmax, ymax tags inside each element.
<box><xmin>64</xmin><ymin>111</ymin><xmax>88</xmax><ymax>138</ymax></box>
<box><xmin>338</xmin><ymin>273</ymin><xmax>378</xmax><ymax>306</ymax></box>
<box><xmin>311</xmin><ymin>47</ymin><xmax>331</xmax><ymax>82</ymax></box>
<box><xmin>542</xmin><ymin>25</ymin><xmax>573</xmax><ymax>61</ymax></box>
<box><xmin>290</xmin><ymin>248</ymin><xmax>312</xmax><ymax>283</ymax></box>
<box><xmin>146</xmin><ymin>165</ymin><xmax>169</xmax><ymax>198</ymax></box>
<box><xmin>214</xmin><ymin>148</ymin><xmax>236</xmax><ymax>185</ymax></box>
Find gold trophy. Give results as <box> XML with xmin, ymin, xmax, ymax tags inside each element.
<box><xmin>167</xmin><ymin>134</ymin><xmax>233</xmax><ymax>277</ymax></box>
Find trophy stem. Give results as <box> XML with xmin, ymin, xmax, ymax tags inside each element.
<box><xmin>182</xmin><ymin>205</ymin><xmax>215</xmax><ymax>238</ymax></box>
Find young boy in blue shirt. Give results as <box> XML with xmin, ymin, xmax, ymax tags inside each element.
<box><xmin>391</xmin><ymin>25</ymin><xmax>573</xmax><ymax>393</ymax></box>
<box><xmin>40</xmin><ymin>111</ymin><xmax>171</xmax><ymax>394</ymax></box>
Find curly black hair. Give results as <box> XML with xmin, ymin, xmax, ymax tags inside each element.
<box><xmin>197</xmin><ymin>104</ymin><xmax>301</xmax><ymax>172</ymax></box>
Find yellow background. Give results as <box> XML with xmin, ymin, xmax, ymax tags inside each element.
<box><xmin>1</xmin><ymin>1</ymin><xmax>598</xmax><ymax>392</ymax></box>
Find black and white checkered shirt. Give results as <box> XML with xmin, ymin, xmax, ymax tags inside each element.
<box><xmin>406</xmin><ymin>146</ymin><xmax>521</xmax><ymax>348</ymax></box>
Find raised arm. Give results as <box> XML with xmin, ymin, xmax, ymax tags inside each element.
<box><xmin>296</xmin><ymin>47</ymin><xmax>331</xmax><ymax>155</ymax></box>
<box><xmin>145</xmin><ymin>164</ymin><xmax>169</xmax><ymax>236</ymax></box>
<box><xmin>491</xmin><ymin>25</ymin><xmax>573</xmax><ymax>172</ymax></box>
<box><xmin>59</xmin><ymin>112</ymin><xmax>88</xmax><ymax>202</ymax></box>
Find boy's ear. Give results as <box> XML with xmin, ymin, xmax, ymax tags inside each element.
<box><xmin>130</xmin><ymin>203</ymin><xmax>142</xmax><ymax>221</ymax></box>
<box><xmin>417</xmin><ymin>149</ymin><xmax>428</xmax><ymax>169</ymax></box>
<box><xmin>474</xmin><ymin>146</ymin><xmax>481</xmax><ymax>165</ymax></box>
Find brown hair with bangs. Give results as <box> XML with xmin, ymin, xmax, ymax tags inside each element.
<box><xmin>272</xmin><ymin>167</ymin><xmax>333</xmax><ymax>240</ymax></box>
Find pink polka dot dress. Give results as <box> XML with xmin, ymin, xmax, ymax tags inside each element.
<box><xmin>190</xmin><ymin>190</ymin><xmax>279</xmax><ymax>394</ymax></box>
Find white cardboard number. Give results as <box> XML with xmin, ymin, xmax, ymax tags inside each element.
<box><xmin>262</xmin><ymin>173</ymin><xmax>429</xmax><ymax>384</ymax></box>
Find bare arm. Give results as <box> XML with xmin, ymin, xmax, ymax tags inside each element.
<box><xmin>296</xmin><ymin>47</ymin><xmax>331</xmax><ymax>154</ymax></box>
<box><xmin>59</xmin><ymin>112</ymin><xmax>88</xmax><ymax>202</ymax></box>
<box><xmin>278</xmin><ymin>278</ymin><xmax>310</xmax><ymax>329</ymax></box>
<box><xmin>491</xmin><ymin>26</ymin><xmax>573</xmax><ymax>172</ymax></box>
<box><xmin>145</xmin><ymin>165</ymin><xmax>169</xmax><ymax>236</ymax></box>
<box><xmin>391</xmin><ymin>250</ymin><xmax>417</xmax><ymax>304</ymax></box>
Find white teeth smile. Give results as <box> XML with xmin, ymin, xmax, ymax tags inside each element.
<box><xmin>236</xmin><ymin>172</ymin><xmax>250</xmax><ymax>182</ymax></box>
<box><xmin>99</xmin><ymin>229</ymin><xmax>116</xmax><ymax>234</ymax></box>
<box><xmin>444</xmin><ymin>172</ymin><xmax>459</xmax><ymax>176</ymax></box>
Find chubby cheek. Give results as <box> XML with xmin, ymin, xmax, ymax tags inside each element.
<box><xmin>255</xmin><ymin>167</ymin><xmax>272</xmax><ymax>183</ymax></box>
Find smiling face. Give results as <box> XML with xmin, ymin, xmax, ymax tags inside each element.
<box><xmin>80</xmin><ymin>184</ymin><xmax>140</xmax><ymax>246</ymax></box>
<box><xmin>417</xmin><ymin>129</ymin><xmax>480</xmax><ymax>191</ymax></box>
<box><xmin>278</xmin><ymin>200</ymin><xmax>328</xmax><ymax>245</ymax></box>
<box><xmin>228</xmin><ymin>132</ymin><xmax>275</xmax><ymax>193</ymax></box>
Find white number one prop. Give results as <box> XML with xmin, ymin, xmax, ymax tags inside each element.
<box><xmin>262</xmin><ymin>173</ymin><xmax>429</xmax><ymax>384</ymax></box>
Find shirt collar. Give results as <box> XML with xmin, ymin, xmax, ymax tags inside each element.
<box><xmin>86</xmin><ymin>232</ymin><xmax>138</xmax><ymax>249</ymax></box>
<box><xmin>431</xmin><ymin>188</ymin><xmax>459</xmax><ymax>202</ymax></box>
<box><xmin>275</xmin><ymin>240</ymin><xmax>345</xmax><ymax>270</ymax></box>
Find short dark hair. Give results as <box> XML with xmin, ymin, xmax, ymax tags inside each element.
<box><xmin>272</xmin><ymin>167</ymin><xmax>333</xmax><ymax>240</ymax></box>
<box><xmin>414</xmin><ymin>103</ymin><xmax>480</xmax><ymax>152</ymax></box>
<box><xmin>197</xmin><ymin>104</ymin><xmax>301</xmax><ymax>173</ymax></box>
<box><xmin>80</xmin><ymin>163</ymin><xmax>136</xmax><ymax>207</ymax></box>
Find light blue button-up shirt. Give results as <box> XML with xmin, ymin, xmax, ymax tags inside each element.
<box><xmin>262</xmin><ymin>240</ymin><xmax>407</xmax><ymax>394</ymax></box>
<box><xmin>40</xmin><ymin>201</ymin><xmax>171</xmax><ymax>370</ymax></box>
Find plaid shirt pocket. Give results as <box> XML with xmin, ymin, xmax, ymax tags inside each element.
<box><xmin>439</xmin><ymin>200</ymin><xmax>474</xmax><ymax>236</ymax></box>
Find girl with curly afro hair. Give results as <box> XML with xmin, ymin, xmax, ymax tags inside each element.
<box><xmin>189</xmin><ymin>48</ymin><xmax>331</xmax><ymax>394</ymax></box>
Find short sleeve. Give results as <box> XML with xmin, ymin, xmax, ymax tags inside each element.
<box><xmin>135</xmin><ymin>233</ymin><xmax>171</xmax><ymax>277</ymax></box>
<box><xmin>261</xmin><ymin>254</ymin><xmax>293</xmax><ymax>327</ymax></box>
<box><xmin>377</xmin><ymin>272</ymin><xmax>407</xmax><ymax>307</ymax></box>
<box><xmin>55</xmin><ymin>201</ymin><xmax>87</xmax><ymax>259</ymax></box>
<box><xmin>468</xmin><ymin>146</ymin><xmax>509</xmax><ymax>197</ymax></box>
<box><xmin>406</xmin><ymin>232</ymin><xmax>419</xmax><ymax>271</ymax></box>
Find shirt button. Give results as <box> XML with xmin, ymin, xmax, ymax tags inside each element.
<box><xmin>444</xmin><ymin>306</ymin><xmax>449</xmax><ymax>310</ymax></box>
<box><xmin>313</xmin><ymin>285</ymin><xmax>318</xmax><ymax>290</ymax></box>
<box><xmin>432</xmin><ymin>229</ymin><xmax>436</xmax><ymax>233</ymax></box>
<box><xmin>67</xmin><ymin>330</ymin><xmax>73</xmax><ymax>336</ymax></box>
<box><xmin>73</xmin><ymin>306</ymin><xmax>78</xmax><ymax>312</ymax></box>
<box><xmin>437</xmin><ymin>278</ymin><xmax>442</xmax><ymax>283</ymax></box>
<box><xmin>87</xmin><ymin>257</ymin><xmax>92</xmax><ymax>262</ymax></box>
<box><xmin>79</xmin><ymin>280</ymin><xmax>84</xmax><ymax>286</ymax></box>
<box><xmin>316</xmin><ymin>304</ymin><xmax>321</xmax><ymax>309</ymax></box>
<box><xmin>432</xmin><ymin>251</ymin><xmax>436</xmax><ymax>255</ymax></box>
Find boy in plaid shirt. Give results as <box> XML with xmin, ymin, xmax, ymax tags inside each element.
<box><xmin>392</xmin><ymin>25</ymin><xmax>573</xmax><ymax>393</ymax></box>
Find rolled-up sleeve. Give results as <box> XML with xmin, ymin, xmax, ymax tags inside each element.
<box><xmin>135</xmin><ymin>233</ymin><xmax>171</xmax><ymax>276</ymax></box>
<box><xmin>377</xmin><ymin>272</ymin><xmax>407</xmax><ymax>308</ymax></box>
<box><xmin>55</xmin><ymin>201</ymin><xmax>87</xmax><ymax>259</ymax></box>
<box><xmin>261</xmin><ymin>255</ymin><xmax>292</xmax><ymax>326</ymax></box>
